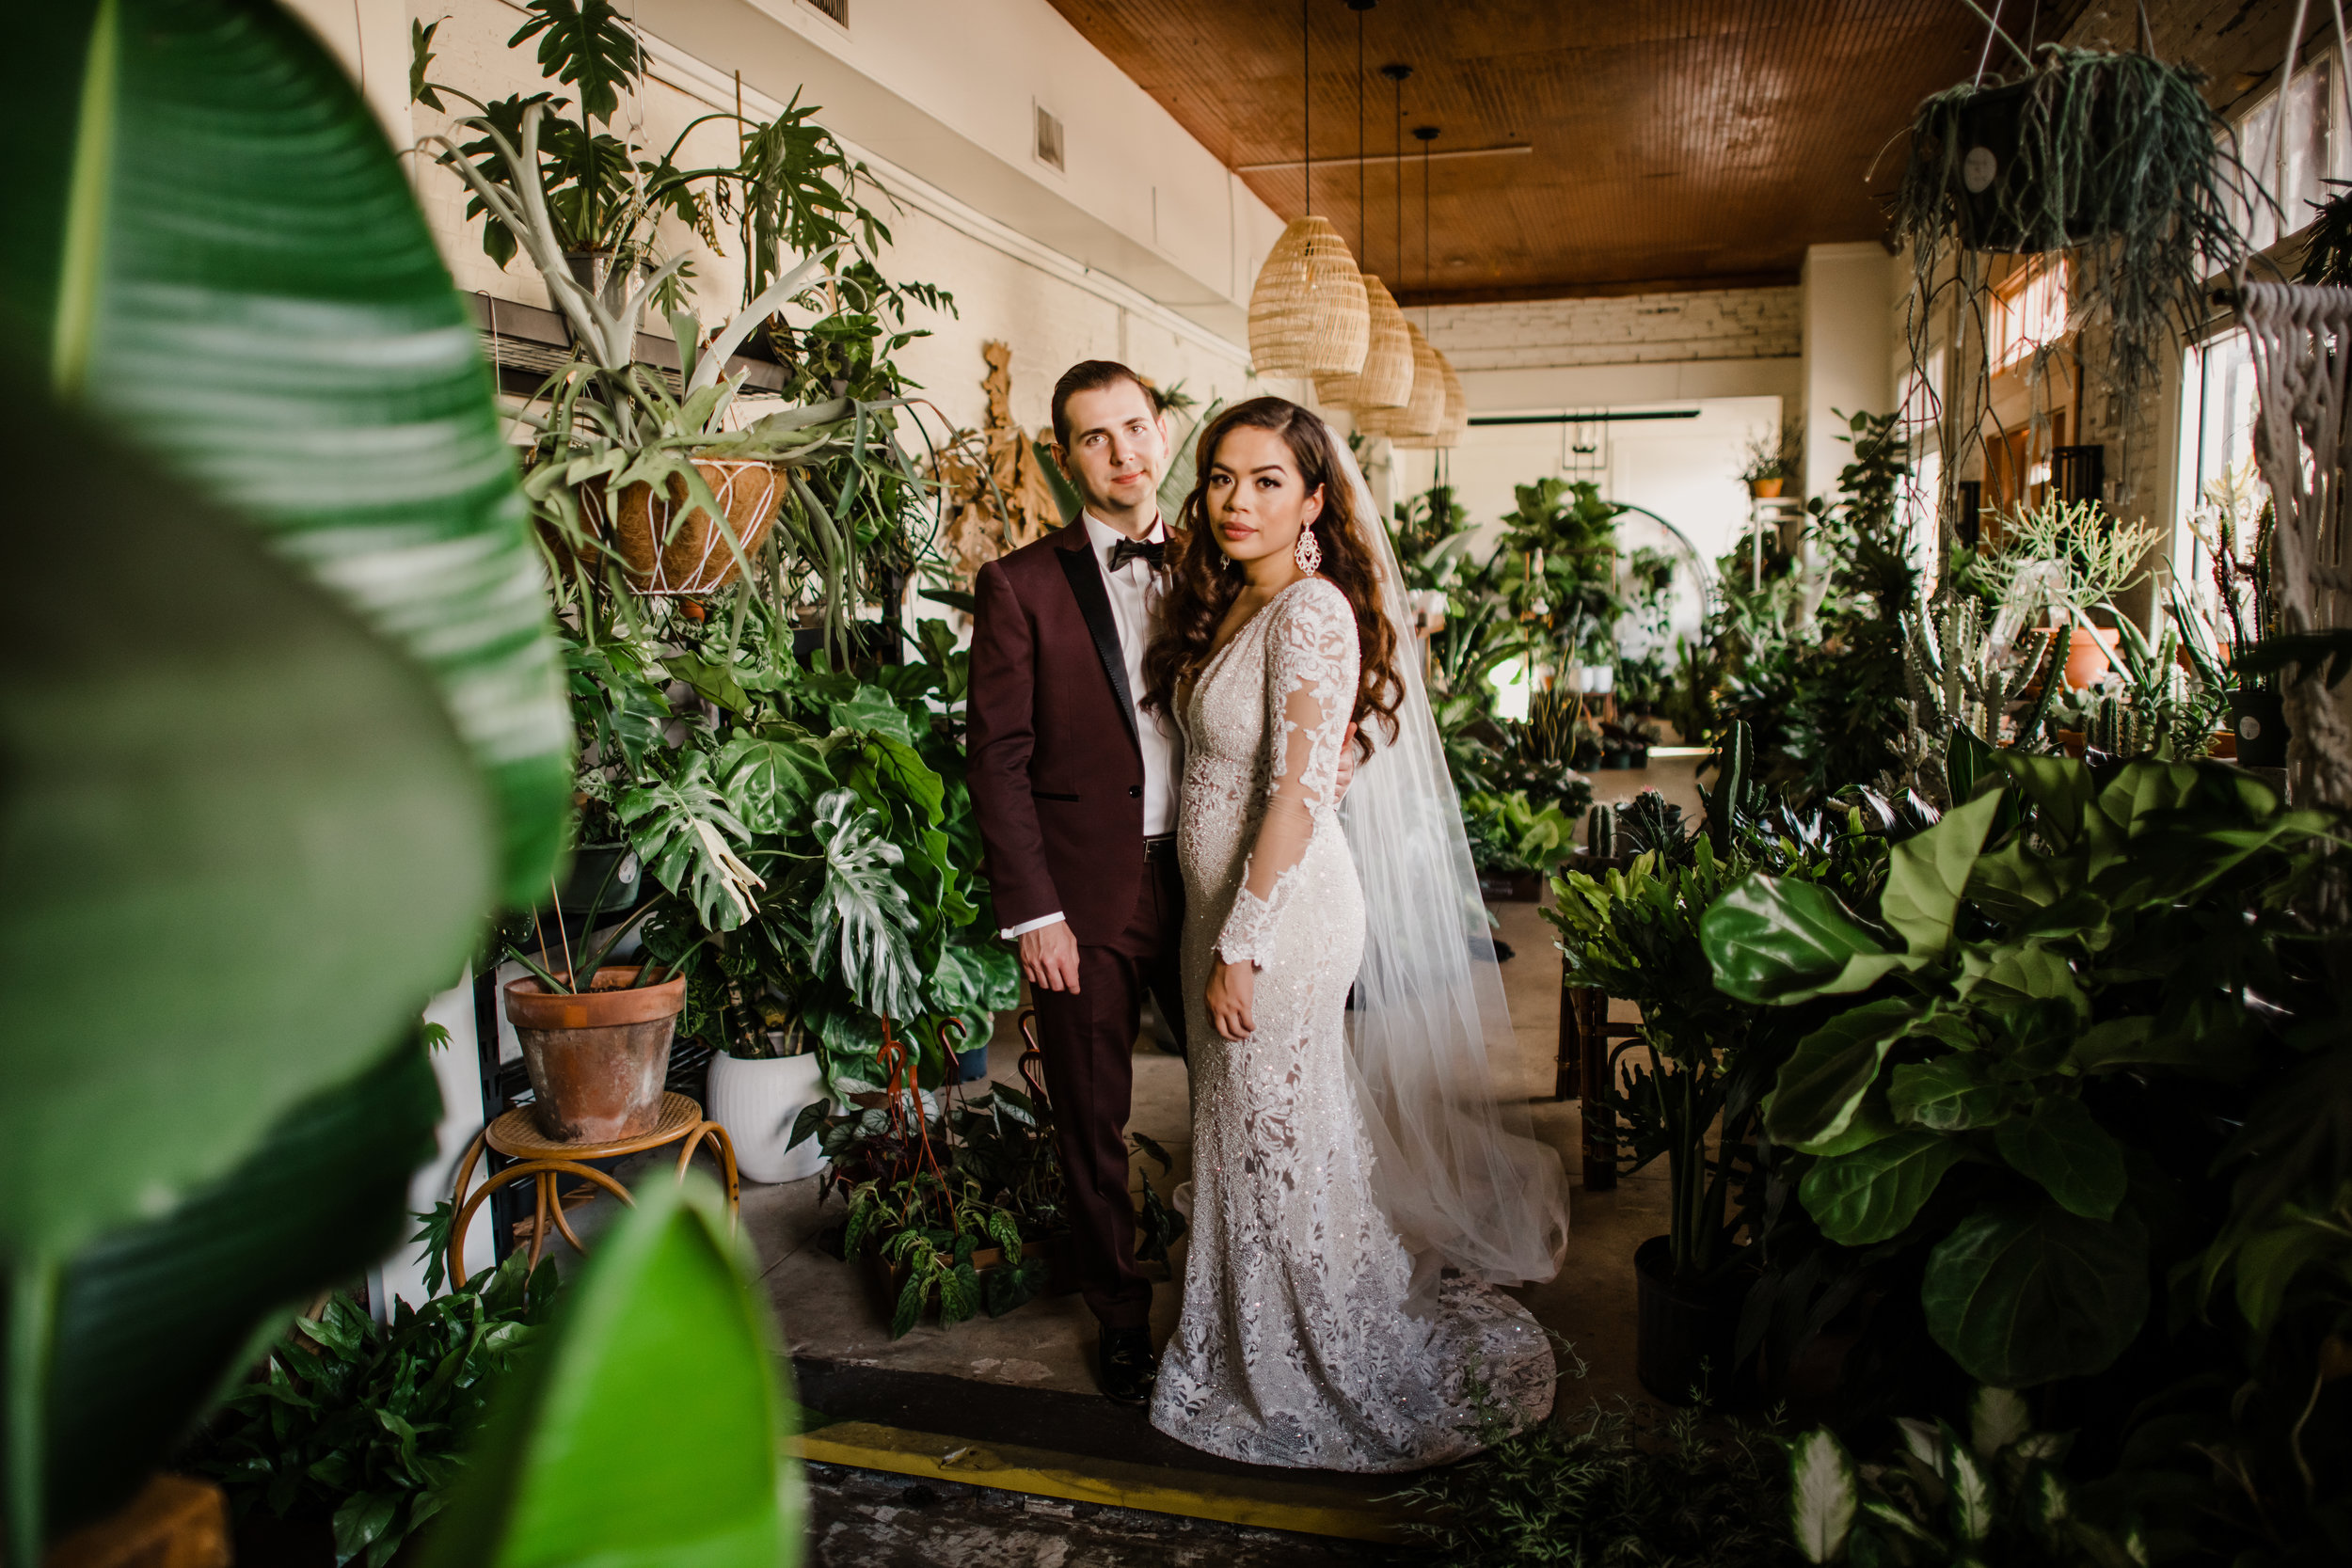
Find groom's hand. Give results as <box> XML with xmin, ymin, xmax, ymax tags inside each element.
<box><xmin>1020</xmin><ymin>918</ymin><xmax>1082</xmax><ymax>994</ymax></box>
<box><xmin>1207</xmin><ymin>958</ymin><xmax>1255</xmax><ymax>1041</ymax></box>
<box><xmin>1333</xmin><ymin>722</ymin><xmax>1359</xmax><ymax>801</ymax></box>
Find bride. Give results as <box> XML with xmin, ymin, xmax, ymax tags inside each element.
<box><xmin>1137</xmin><ymin>397</ymin><xmax>1569</xmax><ymax>1472</ymax></box>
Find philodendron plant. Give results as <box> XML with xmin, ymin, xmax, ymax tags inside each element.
<box><xmin>413</xmin><ymin>0</ymin><xmax>951</xmax><ymax>657</ymax></box>
<box><xmin>1700</xmin><ymin>753</ymin><xmax>2338</xmax><ymax>1389</ymax></box>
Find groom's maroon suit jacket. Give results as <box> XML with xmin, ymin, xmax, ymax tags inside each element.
<box><xmin>966</xmin><ymin>521</ymin><xmax>1153</xmax><ymax>946</ymax></box>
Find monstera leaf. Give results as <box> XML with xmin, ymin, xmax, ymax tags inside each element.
<box><xmin>9</xmin><ymin>0</ymin><xmax>571</xmax><ymax>908</ymax></box>
<box><xmin>809</xmin><ymin>789</ymin><xmax>926</xmax><ymax>1023</ymax></box>
<box><xmin>619</xmin><ymin>753</ymin><xmax>763</xmax><ymax>931</ymax></box>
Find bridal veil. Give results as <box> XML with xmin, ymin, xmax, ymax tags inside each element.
<box><xmin>1327</xmin><ymin>431</ymin><xmax>1571</xmax><ymax>1297</ymax></box>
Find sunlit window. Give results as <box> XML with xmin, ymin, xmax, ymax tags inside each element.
<box><xmin>1990</xmin><ymin>261</ymin><xmax>2067</xmax><ymax>372</ymax></box>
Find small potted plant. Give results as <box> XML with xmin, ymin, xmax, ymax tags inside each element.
<box><xmin>707</xmin><ymin>1000</ymin><xmax>830</xmax><ymax>1184</ymax></box>
<box><xmin>1976</xmin><ymin>496</ymin><xmax>2159</xmax><ymax>690</ymax></box>
<box><xmin>1738</xmin><ymin>419</ymin><xmax>1800</xmax><ymax>499</ymax></box>
<box><xmin>502</xmin><ymin>875</ymin><xmax>685</xmax><ymax>1143</ymax></box>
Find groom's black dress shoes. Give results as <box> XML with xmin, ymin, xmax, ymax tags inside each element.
<box><xmin>1099</xmin><ymin>1326</ymin><xmax>1158</xmax><ymax>1405</ymax></box>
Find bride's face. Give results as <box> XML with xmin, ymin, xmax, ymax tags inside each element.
<box><xmin>1204</xmin><ymin>426</ymin><xmax>1324</xmax><ymax>569</ymax></box>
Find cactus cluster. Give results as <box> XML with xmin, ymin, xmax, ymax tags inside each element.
<box><xmin>1585</xmin><ymin>802</ymin><xmax>1618</xmax><ymax>857</ymax></box>
<box><xmin>1895</xmin><ymin>597</ymin><xmax>2059</xmax><ymax>801</ymax></box>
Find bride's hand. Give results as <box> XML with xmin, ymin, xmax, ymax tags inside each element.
<box><xmin>1206</xmin><ymin>958</ymin><xmax>1255</xmax><ymax>1041</ymax></box>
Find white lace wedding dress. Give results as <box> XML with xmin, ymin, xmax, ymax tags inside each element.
<box><xmin>1148</xmin><ymin>577</ymin><xmax>1556</xmax><ymax>1472</ymax></box>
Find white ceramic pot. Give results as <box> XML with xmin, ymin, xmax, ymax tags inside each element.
<box><xmin>707</xmin><ymin>1051</ymin><xmax>829</xmax><ymax>1183</ymax></box>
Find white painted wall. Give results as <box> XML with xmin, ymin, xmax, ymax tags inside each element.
<box><xmin>1800</xmin><ymin>242</ymin><xmax>1896</xmax><ymax>500</ymax></box>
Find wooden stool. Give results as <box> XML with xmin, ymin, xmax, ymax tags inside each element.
<box><xmin>446</xmin><ymin>1091</ymin><xmax>739</xmax><ymax>1288</ymax></box>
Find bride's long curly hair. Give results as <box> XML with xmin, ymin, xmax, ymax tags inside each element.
<box><xmin>1139</xmin><ymin>397</ymin><xmax>1402</xmax><ymax>756</ymax></box>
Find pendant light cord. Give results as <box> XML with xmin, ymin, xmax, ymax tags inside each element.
<box><xmin>1301</xmin><ymin>0</ymin><xmax>1311</xmax><ymax>218</ymax></box>
<box><xmin>1358</xmin><ymin>5</ymin><xmax>1367</xmax><ymax>258</ymax></box>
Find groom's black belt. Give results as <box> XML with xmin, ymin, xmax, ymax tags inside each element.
<box><xmin>1142</xmin><ymin>833</ymin><xmax>1177</xmax><ymax>860</ymax></box>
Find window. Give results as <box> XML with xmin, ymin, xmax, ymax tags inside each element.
<box><xmin>2174</xmin><ymin>329</ymin><xmax>2262</xmax><ymax>612</ymax></box>
<box><xmin>2229</xmin><ymin>54</ymin><xmax>2340</xmax><ymax>252</ymax></box>
<box><xmin>1989</xmin><ymin>259</ymin><xmax>2067</xmax><ymax>373</ymax></box>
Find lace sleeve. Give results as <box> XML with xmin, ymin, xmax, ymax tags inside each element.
<box><xmin>1216</xmin><ymin>580</ymin><xmax>1359</xmax><ymax>969</ymax></box>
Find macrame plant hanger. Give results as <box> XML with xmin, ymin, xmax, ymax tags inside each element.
<box><xmin>2232</xmin><ymin>0</ymin><xmax>2352</xmax><ymax>815</ymax></box>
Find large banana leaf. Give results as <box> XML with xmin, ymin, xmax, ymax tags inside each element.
<box><xmin>8</xmin><ymin>0</ymin><xmax>570</xmax><ymax>907</ymax></box>
<box><xmin>0</xmin><ymin>360</ymin><xmax>495</xmax><ymax>1560</ymax></box>
<box><xmin>40</xmin><ymin>1040</ymin><xmax>442</xmax><ymax>1536</ymax></box>
<box><xmin>421</xmin><ymin>1182</ymin><xmax>801</xmax><ymax>1568</ymax></box>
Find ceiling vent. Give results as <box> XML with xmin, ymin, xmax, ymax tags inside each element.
<box><xmin>801</xmin><ymin>0</ymin><xmax>848</xmax><ymax>25</ymax></box>
<box><xmin>1034</xmin><ymin>103</ymin><xmax>1065</xmax><ymax>173</ymax></box>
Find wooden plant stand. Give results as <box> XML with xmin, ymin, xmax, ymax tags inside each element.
<box><xmin>1556</xmin><ymin>961</ymin><xmax>1640</xmax><ymax>1193</ymax></box>
<box><xmin>446</xmin><ymin>1091</ymin><xmax>739</xmax><ymax>1288</ymax></box>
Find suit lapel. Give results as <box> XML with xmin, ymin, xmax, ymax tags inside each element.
<box><xmin>1055</xmin><ymin>526</ymin><xmax>1142</xmax><ymax>756</ymax></box>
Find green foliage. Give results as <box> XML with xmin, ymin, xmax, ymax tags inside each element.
<box><xmin>1701</xmin><ymin>755</ymin><xmax>2340</xmax><ymax>1389</ymax></box>
<box><xmin>9</xmin><ymin>0</ymin><xmax>570</xmax><ymax>910</ymax></box>
<box><xmin>1711</xmin><ymin>412</ymin><xmax>1918</xmax><ymax>800</ymax></box>
<box><xmin>571</xmin><ymin>599</ymin><xmax>1009</xmax><ymax>1086</ymax></box>
<box><xmin>1462</xmin><ymin>789</ymin><xmax>1584</xmax><ymax>876</ymax></box>
<box><xmin>794</xmin><ymin>1080</ymin><xmax>1160</xmax><ymax>1337</ymax></box>
<box><xmin>187</xmin><ymin>1251</ymin><xmax>560</xmax><ymax>1568</ymax></box>
<box><xmin>1393</xmin><ymin>1381</ymin><xmax>1801</xmax><ymax>1568</ymax></box>
<box><xmin>7</xmin><ymin>13</ymin><xmax>801</xmax><ymax>1568</ymax></box>
<box><xmin>420</xmin><ymin>1182</ymin><xmax>801</xmax><ymax>1568</ymax></box>
<box><xmin>1546</xmin><ymin>731</ymin><xmax>1890</xmax><ymax>1281</ymax></box>
<box><xmin>1789</xmin><ymin>1391</ymin><xmax>2138</xmax><ymax>1565</ymax></box>
<box><xmin>415</xmin><ymin>1</ymin><xmax>953</xmax><ymax>664</ymax></box>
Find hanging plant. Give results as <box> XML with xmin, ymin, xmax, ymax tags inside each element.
<box><xmin>1895</xmin><ymin>40</ymin><xmax>2256</xmax><ymax>425</ymax></box>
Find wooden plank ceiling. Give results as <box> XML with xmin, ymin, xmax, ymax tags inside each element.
<box><xmin>1044</xmin><ymin>0</ymin><xmax>2105</xmax><ymax>304</ymax></box>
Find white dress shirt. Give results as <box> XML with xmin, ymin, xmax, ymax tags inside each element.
<box><xmin>999</xmin><ymin>512</ymin><xmax>1180</xmax><ymax>940</ymax></box>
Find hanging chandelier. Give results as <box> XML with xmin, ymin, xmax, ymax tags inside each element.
<box><xmin>1314</xmin><ymin>36</ymin><xmax>1411</xmax><ymax>411</ymax></box>
<box><xmin>1384</xmin><ymin>123</ymin><xmax>1465</xmax><ymax>449</ymax></box>
<box><xmin>1248</xmin><ymin>0</ymin><xmax>1371</xmax><ymax>379</ymax></box>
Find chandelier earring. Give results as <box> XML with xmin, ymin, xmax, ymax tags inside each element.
<box><xmin>1294</xmin><ymin>523</ymin><xmax>1322</xmax><ymax>574</ymax></box>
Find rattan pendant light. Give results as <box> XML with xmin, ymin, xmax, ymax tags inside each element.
<box><xmin>1248</xmin><ymin>1</ymin><xmax>1370</xmax><ymax>379</ymax></box>
<box><xmin>1313</xmin><ymin>35</ymin><xmax>1410</xmax><ymax>410</ymax></box>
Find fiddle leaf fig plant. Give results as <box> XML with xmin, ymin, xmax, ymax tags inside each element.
<box><xmin>1701</xmin><ymin>754</ymin><xmax>2340</xmax><ymax>1387</ymax></box>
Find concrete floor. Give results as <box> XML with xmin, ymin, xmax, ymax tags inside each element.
<box><xmin>749</xmin><ymin>752</ymin><xmax>1708</xmax><ymax>1419</ymax></box>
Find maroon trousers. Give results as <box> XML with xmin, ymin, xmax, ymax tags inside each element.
<box><xmin>1029</xmin><ymin>848</ymin><xmax>1187</xmax><ymax>1330</ymax></box>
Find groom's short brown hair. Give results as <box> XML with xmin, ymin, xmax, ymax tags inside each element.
<box><xmin>1050</xmin><ymin>359</ymin><xmax>1153</xmax><ymax>449</ymax></box>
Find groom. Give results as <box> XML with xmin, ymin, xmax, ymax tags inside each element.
<box><xmin>966</xmin><ymin>360</ymin><xmax>1184</xmax><ymax>1404</ymax></box>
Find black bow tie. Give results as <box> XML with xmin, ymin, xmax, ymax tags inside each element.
<box><xmin>1108</xmin><ymin>537</ymin><xmax>1166</xmax><ymax>572</ymax></box>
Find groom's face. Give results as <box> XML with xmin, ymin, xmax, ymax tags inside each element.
<box><xmin>1054</xmin><ymin>381</ymin><xmax>1169</xmax><ymax>522</ymax></box>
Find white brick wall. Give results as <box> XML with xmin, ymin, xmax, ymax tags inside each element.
<box><xmin>1418</xmin><ymin>287</ymin><xmax>1803</xmax><ymax>372</ymax></box>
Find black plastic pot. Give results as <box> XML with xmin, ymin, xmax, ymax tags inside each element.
<box><xmin>1945</xmin><ymin>76</ymin><xmax>2117</xmax><ymax>253</ymax></box>
<box><xmin>2230</xmin><ymin>689</ymin><xmax>2291</xmax><ymax>768</ymax></box>
<box><xmin>1634</xmin><ymin>1235</ymin><xmax>1752</xmax><ymax>1405</ymax></box>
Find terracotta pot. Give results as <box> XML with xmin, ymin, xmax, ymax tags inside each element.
<box><xmin>2062</xmin><ymin>626</ymin><xmax>2122</xmax><ymax>689</ymax></box>
<box><xmin>1747</xmin><ymin>477</ymin><xmax>1785</xmax><ymax>499</ymax></box>
<box><xmin>707</xmin><ymin>1050</ymin><xmax>829</xmax><ymax>1184</ymax></box>
<box><xmin>503</xmin><ymin>966</ymin><xmax>687</xmax><ymax>1143</ymax></box>
<box><xmin>1635</xmin><ymin>1235</ymin><xmax>1753</xmax><ymax>1405</ymax></box>
<box><xmin>579</xmin><ymin>459</ymin><xmax>780</xmax><ymax>595</ymax></box>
